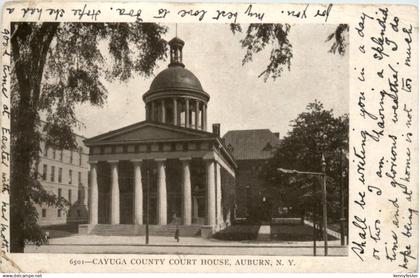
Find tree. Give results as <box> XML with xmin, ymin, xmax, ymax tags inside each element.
<box><xmin>231</xmin><ymin>23</ymin><xmax>349</xmax><ymax>81</ymax></box>
<box><xmin>10</xmin><ymin>22</ymin><xmax>167</xmax><ymax>252</ymax></box>
<box><xmin>261</xmin><ymin>100</ymin><xmax>349</xmax><ymax>223</ymax></box>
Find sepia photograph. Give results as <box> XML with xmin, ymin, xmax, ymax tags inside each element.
<box><xmin>10</xmin><ymin>21</ymin><xmax>350</xmax><ymax>256</ymax></box>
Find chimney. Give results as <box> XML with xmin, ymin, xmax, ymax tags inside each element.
<box><xmin>212</xmin><ymin>123</ymin><xmax>220</xmax><ymax>137</ymax></box>
<box><xmin>274</xmin><ymin>132</ymin><xmax>280</xmax><ymax>138</ymax></box>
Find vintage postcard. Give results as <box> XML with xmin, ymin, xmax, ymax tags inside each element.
<box><xmin>0</xmin><ymin>0</ymin><xmax>417</xmax><ymax>273</ymax></box>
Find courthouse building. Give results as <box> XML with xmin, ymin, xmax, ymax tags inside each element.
<box><xmin>81</xmin><ymin>37</ymin><xmax>236</xmax><ymax>236</ymax></box>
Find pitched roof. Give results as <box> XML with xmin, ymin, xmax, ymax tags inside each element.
<box><xmin>84</xmin><ymin>121</ymin><xmax>217</xmax><ymax>145</ymax></box>
<box><xmin>84</xmin><ymin>120</ymin><xmax>237</xmax><ymax>169</ymax></box>
<box><xmin>223</xmin><ymin>129</ymin><xmax>280</xmax><ymax>160</ymax></box>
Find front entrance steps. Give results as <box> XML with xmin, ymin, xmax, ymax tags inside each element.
<box><xmin>256</xmin><ymin>225</ymin><xmax>271</xmax><ymax>241</ymax></box>
<box><xmin>80</xmin><ymin>224</ymin><xmax>202</xmax><ymax>237</ymax></box>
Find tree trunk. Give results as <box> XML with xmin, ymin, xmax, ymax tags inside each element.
<box><xmin>10</xmin><ymin>22</ymin><xmax>59</xmax><ymax>252</ymax></box>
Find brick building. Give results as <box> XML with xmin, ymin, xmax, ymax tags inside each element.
<box><xmin>223</xmin><ymin>129</ymin><xmax>280</xmax><ymax>221</ymax></box>
<box><xmin>35</xmin><ymin>132</ymin><xmax>89</xmax><ymax>226</ymax></box>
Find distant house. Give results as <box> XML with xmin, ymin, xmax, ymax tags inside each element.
<box><xmin>223</xmin><ymin>129</ymin><xmax>280</xmax><ymax>221</ymax></box>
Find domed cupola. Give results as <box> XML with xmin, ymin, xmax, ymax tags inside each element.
<box><xmin>143</xmin><ymin>37</ymin><xmax>209</xmax><ymax>131</ymax></box>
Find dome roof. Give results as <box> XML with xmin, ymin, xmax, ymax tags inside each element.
<box><xmin>151</xmin><ymin>66</ymin><xmax>203</xmax><ymax>92</ymax></box>
<box><xmin>143</xmin><ymin>65</ymin><xmax>209</xmax><ymax>102</ymax></box>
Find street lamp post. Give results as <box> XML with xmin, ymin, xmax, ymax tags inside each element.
<box><xmin>321</xmin><ymin>154</ymin><xmax>328</xmax><ymax>256</ymax></box>
<box><xmin>277</xmin><ymin>165</ymin><xmax>329</xmax><ymax>256</ymax></box>
<box><xmin>312</xmin><ymin>181</ymin><xmax>316</xmax><ymax>256</ymax></box>
<box><xmin>339</xmin><ymin>148</ymin><xmax>345</xmax><ymax>246</ymax></box>
<box><xmin>145</xmin><ymin>169</ymin><xmax>150</xmax><ymax>245</ymax></box>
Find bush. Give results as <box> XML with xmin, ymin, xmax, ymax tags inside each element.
<box><xmin>213</xmin><ymin>225</ymin><xmax>260</xmax><ymax>241</ymax></box>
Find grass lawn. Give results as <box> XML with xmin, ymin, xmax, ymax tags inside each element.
<box><xmin>42</xmin><ymin>223</ymin><xmax>81</xmax><ymax>239</ymax></box>
<box><xmin>213</xmin><ymin>224</ymin><xmax>338</xmax><ymax>242</ymax></box>
<box><xmin>270</xmin><ymin>224</ymin><xmax>338</xmax><ymax>241</ymax></box>
<box><xmin>328</xmin><ymin>223</ymin><xmax>347</xmax><ymax>234</ymax></box>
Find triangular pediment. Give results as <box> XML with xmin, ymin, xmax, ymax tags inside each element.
<box><xmin>85</xmin><ymin>121</ymin><xmax>214</xmax><ymax>145</ymax></box>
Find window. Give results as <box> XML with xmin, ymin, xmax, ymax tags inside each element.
<box><xmin>69</xmin><ymin>169</ymin><xmax>73</xmax><ymax>184</ymax></box>
<box><xmin>42</xmin><ymin>164</ymin><xmax>47</xmax><ymax>180</ymax></box>
<box><xmin>70</xmin><ymin>151</ymin><xmax>73</xmax><ymax>164</ymax></box>
<box><xmin>263</xmin><ymin>143</ymin><xmax>272</xmax><ymax>151</ymax></box>
<box><xmin>52</xmin><ymin>148</ymin><xmax>56</xmax><ymax>160</ymax></box>
<box><xmin>60</xmin><ymin>150</ymin><xmax>63</xmax><ymax>161</ymax></box>
<box><xmin>58</xmin><ymin>188</ymin><xmax>62</xmax><ymax>198</ymax></box>
<box><xmin>68</xmin><ymin>189</ymin><xmax>72</xmax><ymax>204</ymax></box>
<box><xmin>57</xmin><ymin>209</ymin><xmax>62</xmax><ymax>217</ymax></box>
<box><xmin>79</xmin><ymin>149</ymin><xmax>82</xmax><ymax>166</ymax></box>
<box><xmin>77</xmin><ymin>189</ymin><xmax>81</xmax><ymax>202</ymax></box>
<box><xmin>58</xmin><ymin>168</ymin><xmax>62</xmax><ymax>183</ymax></box>
<box><xmin>227</xmin><ymin>143</ymin><xmax>234</xmax><ymax>153</ymax></box>
<box><xmin>78</xmin><ymin>171</ymin><xmax>81</xmax><ymax>185</ymax></box>
<box><xmin>50</xmin><ymin>166</ymin><xmax>55</xmax><ymax>182</ymax></box>
<box><xmin>41</xmin><ymin>209</ymin><xmax>47</xmax><ymax>218</ymax></box>
<box><xmin>44</xmin><ymin>144</ymin><xmax>48</xmax><ymax>157</ymax></box>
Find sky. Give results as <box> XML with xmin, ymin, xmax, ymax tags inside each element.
<box><xmin>75</xmin><ymin>23</ymin><xmax>349</xmax><ymax>139</ymax></box>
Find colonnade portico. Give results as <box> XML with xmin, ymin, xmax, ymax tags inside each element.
<box><xmin>145</xmin><ymin>97</ymin><xmax>208</xmax><ymax>131</ymax></box>
<box><xmin>88</xmin><ymin>157</ymin><xmax>223</xmax><ymax>228</ymax></box>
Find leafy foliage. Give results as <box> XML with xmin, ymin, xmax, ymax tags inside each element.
<box><xmin>231</xmin><ymin>23</ymin><xmax>293</xmax><ymax>81</ymax></box>
<box><xmin>10</xmin><ymin>22</ymin><xmax>167</xmax><ymax>251</ymax></box>
<box><xmin>325</xmin><ymin>24</ymin><xmax>349</xmax><ymax>55</ymax></box>
<box><xmin>231</xmin><ymin>23</ymin><xmax>349</xmax><ymax>81</ymax></box>
<box><xmin>262</xmin><ymin>100</ymin><xmax>348</xmax><ymax>221</ymax></box>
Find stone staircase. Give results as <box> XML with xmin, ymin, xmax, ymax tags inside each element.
<box><xmin>256</xmin><ymin>225</ymin><xmax>271</xmax><ymax>241</ymax></box>
<box><xmin>90</xmin><ymin>224</ymin><xmax>202</xmax><ymax>237</ymax></box>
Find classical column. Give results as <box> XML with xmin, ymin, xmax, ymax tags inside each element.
<box><xmin>216</xmin><ymin>163</ymin><xmax>223</xmax><ymax>225</ymax></box>
<box><xmin>206</xmin><ymin>160</ymin><xmax>216</xmax><ymax>226</ymax></box>
<box><xmin>161</xmin><ymin>99</ymin><xmax>166</xmax><ymax>123</ymax></box>
<box><xmin>109</xmin><ymin>160</ymin><xmax>120</xmax><ymax>224</ymax></box>
<box><xmin>181</xmin><ymin>158</ymin><xmax>192</xmax><ymax>225</ymax></box>
<box><xmin>202</xmin><ymin>104</ymin><xmax>207</xmax><ymax>131</ymax></box>
<box><xmin>177</xmin><ymin>102</ymin><xmax>182</xmax><ymax>126</ymax></box>
<box><xmin>89</xmin><ymin>161</ymin><xmax>98</xmax><ymax>225</ymax></box>
<box><xmin>195</xmin><ymin>100</ymin><xmax>200</xmax><ymax>129</ymax></box>
<box><xmin>185</xmin><ymin>98</ymin><xmax>190</xmax><ymax>128</ymax></box>
<box><xmin>151</xmin><ymin>101</ymin><xmax>156</xmax><ymax>121</ymax></box>
<box><xmin>156</xmin><ymin>159</ymin><xmax>167</xmax><ymax>225</ymax></box>
<box><xmin>145</xmin><ymin>104</ymin><xmax>150</xmax><ymax>121</ymax></box>
<box><xmin>173</xmin><ymin>98</ymin><xmax>178</xmax><ymax>126</ymax></box>
<box><xmin>132</xmin><ymin>159</ymin><xmax>143</xmax><ymax>225</ymax></box>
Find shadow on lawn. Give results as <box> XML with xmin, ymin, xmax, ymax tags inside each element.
<box><xmin>213</xmin><ymin>225</ymin><xmax>260</xmax><ymax>241</ymax></box>
<box><xmin>213</xmin><ymin>224</ymin><xmax>338</xmax><ymax>241</ymax></box>
<box><xmin>42</xmin><ymin>223</ymin><xmax>80</xmax><ymax>239</ymax></box>
<box><xmin>270</xmin><ymin>224</ymin><xmax>338</xmax><ymax>241</ymax></box>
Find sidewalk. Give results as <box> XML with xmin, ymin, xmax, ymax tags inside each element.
<box><xmin>303</xmin><ymin>220</ymin><xmax>343</xmax><ymax>239</ymax></box>
<box><xmin>24</xmin><ymin>234</ymin><xmax>348</xmax><ymax>255</ymax></box>
<box><xmin>40</xmin><ymin>233</ymin><xmax>345</xmax><ymax>247</ymax></box>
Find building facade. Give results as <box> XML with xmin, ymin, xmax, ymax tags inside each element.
<box><xmin>223</xmin><ymin>129</ymin><xmax>280</xmax><ymax>222</ymax></box>
<box><xmin>81</xmin><ymin>37</ymin><xmax>236</xmax><ymax>237</ymax></box>
<box><xmin>36</xmin><ymin>132</ymin><xmax>89</xmax><ymax>226</ymax></box>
